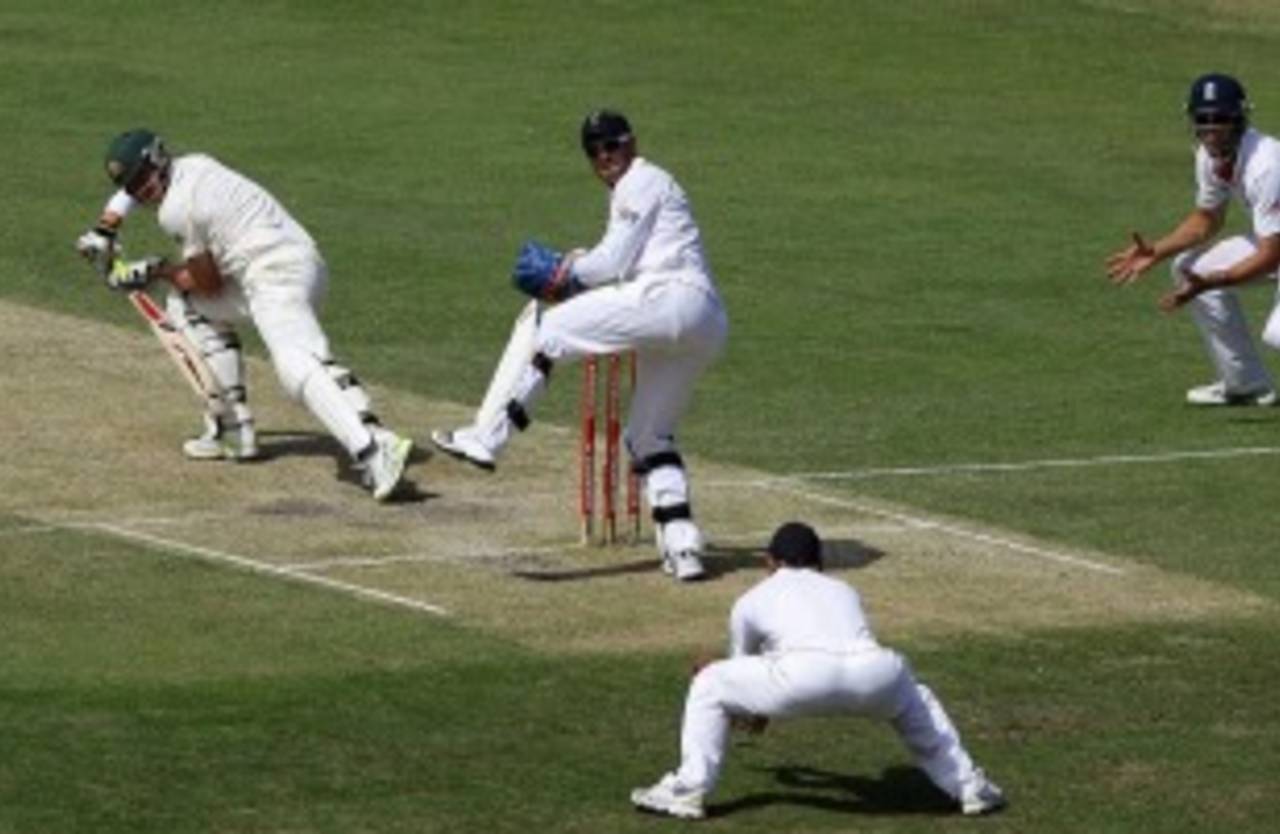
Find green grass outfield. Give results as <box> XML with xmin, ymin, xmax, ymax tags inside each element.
<box><xmin>4</xmin><ymin>0</ymin><xmax>1280</xmax><ymax>831</ymax></box>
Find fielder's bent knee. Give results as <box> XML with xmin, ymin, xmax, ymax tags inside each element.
<box><xmin>1263</xmin><ymin>320</ymin><xmax>1280</xmax><ymax>351</ymax></box>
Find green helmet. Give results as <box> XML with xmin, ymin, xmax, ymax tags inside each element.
<box><xmin>104</xmin><ymin>129</ymin><xmax>170</xmax><ymax>188</ymax></box>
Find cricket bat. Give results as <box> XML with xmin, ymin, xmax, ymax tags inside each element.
<box><xmin>126</xmin><ymin>289</ymin><xmax>224</xmax><ymax>407</ymax></box>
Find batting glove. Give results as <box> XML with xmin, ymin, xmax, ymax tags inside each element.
<box><xmin>106</xmin><ymin>256</ymin><xmax>163</xmax><ymax>291</ymax></box>
<box><xmin>76</xmin><ymin>225</ymin><xmax>117</xmax><ymax>275</ymax></box>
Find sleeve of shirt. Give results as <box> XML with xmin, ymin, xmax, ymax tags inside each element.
<box><xmin>1194</xmin><ymin>147</ymin><xmax>1231</xmax><ymax>210</ymax></box>
<box><xmin>568</xmin><ymin>171</ymin><xmax>661</xmax><ymax>286</ymax></box>
<box><xmin>1250</xmin><ymin>166</ymin><xmax>1280</xmax><ymax>238</ymax></box>
<box><xmin>104</xmin><ymin>189</ymin><xmax>138</xmax><ymax>220</ymax></box>
<box><xmin>727</xmin><ymin>594</ymin><xmax>761</xmax><ymax>658</ymax></box>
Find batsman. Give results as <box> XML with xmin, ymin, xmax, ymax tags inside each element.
<box><xmin>432</xmin><ymin>110</ymin><xmax>729</xmax><ymax>581</ymax></box>
<box><xmin>75</xmin><ymin>129</ymin><xmax>412</xmax><ymax>501</ymax></box>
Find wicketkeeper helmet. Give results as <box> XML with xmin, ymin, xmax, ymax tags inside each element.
<box><xmin>1186</xmin><ymin>73</ymin><xmax>1249</xmax><ymax>125</ymax></box>
<box><xmin>105</xmin><ymin>129</ymin><xmax>170</xmax><ymax>188</ymax></box>
<box><xmin>580</xmin><ymin>109</ymin><xmax>633</xmax><ymax>156</ymax></box>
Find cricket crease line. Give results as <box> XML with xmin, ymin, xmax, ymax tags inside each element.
<box><xmin>728</xmin><ymin>445</ymin><xmax>1280</xmax><ymax>484</ymax></box>
<box><xmin>283</xmin><ymin>544</ymin><xmax>566</xmax><ymax>571</ymax></box>
<box><xmin>750</xmin><ymin>481</ymin><xmax>1126</xmax><ymax>576</ymax></box>
<box><xmin>83</xmin><ymin>522</ymin><xmax>451</xmax><ymax>617</ymax></box>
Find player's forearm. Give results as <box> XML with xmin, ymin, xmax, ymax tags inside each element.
<box><xmin>1152</xmin><ymin>209</ymin><xmax>1221</xmax><ymax>260</ymax></box>
<box><xmin>155</xmin><ymin>252</ymin><xmax>223</xmax><ymax>296</ymax></box>
<box><xmin>98</xmin><ymin>190</ymin><xmax>137</xmax><ymax>229</ymax></box>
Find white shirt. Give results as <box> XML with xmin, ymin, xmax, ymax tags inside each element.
<box><xmin>109</xmin><ymin>154</ymin><xmax>318</xmax><ymax>285</ymax></box>
<box><xmin>1195</xmin><ymin>127</ymin><xmax>1280</xmax><ymax>238</ymax></box>
<box><xmin>570</xmin><ymin>157</ymin><xmax>714</xmax><ymax>291</ymax></box>
<box><xmin>728</xmin><ymin>568</ymin><xmax>881</xmax><ymax>658</ymax></box>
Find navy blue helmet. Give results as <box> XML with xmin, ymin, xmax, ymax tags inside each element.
<box><xmin>580</xmin><ymin>109</ymin><xmax>633</xmax><ymax>156</ymax></box>
<box><xmin>1186</xmin><ymin>73</ymin><xmax>1249</xmax><ymax>126</ymax></box>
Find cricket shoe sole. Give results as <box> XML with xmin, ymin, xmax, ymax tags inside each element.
<box><xmin>430</xmin><ymin>428</ymin><xmax>496</xmax><ymax>472</ymax></box>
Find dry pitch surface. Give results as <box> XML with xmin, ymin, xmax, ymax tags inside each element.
<box><xmin>0</xmin><ymin>300</ymin><xmax>1269</xmax><ymax>653</ymax></box>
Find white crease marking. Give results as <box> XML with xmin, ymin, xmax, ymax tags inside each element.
<box><xmin>85</xmin><ymin>522</ymin><xmax>450</xmax><ymax>617</ymax></box>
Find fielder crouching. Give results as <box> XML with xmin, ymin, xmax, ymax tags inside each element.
<box><xmin>75</xmin><ymin>129</ymin><xmax>412</xmax><ymax>501</ymax></box>
<box><xmin>431</xmin><ymin>109</ymin><xmax>728</xmax><ymax>581</ymax></box>
<box><xmin>631</xmin><ymin>522</ymin><xmax>1006</xmax><ymax>820</ymax></box>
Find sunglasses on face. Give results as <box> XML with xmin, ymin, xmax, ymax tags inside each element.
<box><xmin>585</xmin><ymin>138</ymin><xmax>624</xmax><ymax>158</ymax></box>
<box><xmin>1192</xmin><ymin>112</ymin><xmax>1235</xmax><ymax>127</ymax></box>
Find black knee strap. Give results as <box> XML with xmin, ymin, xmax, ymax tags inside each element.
<box><xmin>652</xmin><ymin>502</ymin><xmax>693</xmax><ymax>526</ymax></box>
<box><xmin>632</xmin><ymin>450</ymin><xmax>685</xmax><ymax>477</ymax></box>
<box><xmin>532</xmin><ymin>351</ymin><xmax>554</xmax><ymax>378</ymax></box>
<box><xmin>506</xmin><ymin>399</ymin><xmax>530</xmax><ymax>431</ymax></box>
<box><xmin>322</xmin><ymin>359</ymin><xmax>359</xmax><ymax>389</ymax></box>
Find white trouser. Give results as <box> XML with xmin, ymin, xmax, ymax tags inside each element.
<box><xmin>478</xmin><ymin>272</ymin><xmax>727</xmax><ymax>524</ymax></box>
<box><xmin>180</xmin><ymin>254</ymin><xmax>376</xmax><ymax>458</ymax></box>
<box><xmin>675</xmin><ymin>649</ymin><xmax>981</xmax><ymax>800</ymax></box>
<box><xmin>1172</xmin><ymin>235</ymin><xmax>1279</xmax><ymax>393</ymax></box>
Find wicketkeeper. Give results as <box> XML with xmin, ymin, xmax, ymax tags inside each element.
<box><xmin>432</xmin><ymin>109</ymin><xmax>728</xmax><ymax>581</ymax></box>
<box><xmin>75</xmin><ymin>129</ymin><xmax>412</xmax><ymax>501</ymax></box>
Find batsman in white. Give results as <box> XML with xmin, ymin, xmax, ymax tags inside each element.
<box><xmin>75</xmin><ymin>129</ymin><xmax>412</xmax><ymax>501</ymax></box>
<box><xmin>431</xmin><ymin>110</ymin><xmax>729</xmax><ymax>581</ymax></box>
<box><xmin>1107</xmin><ymin>72</ymin><xmax>1280</xmax><ymax>406</ymax></box>
<box><xmin>630</xmin><ymin>521</ymin><xmax>1006</xmax><ymax>821</ymax></box>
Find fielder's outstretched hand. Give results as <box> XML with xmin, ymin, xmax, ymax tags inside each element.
<box><xmin>1159</xmin><ymin>271</ymin><xmax>1210</xmax><ymax>312</ymax></box>
<box><xmin>1106</xmin><ymin>232</ymin><xmax>1158</xmax><ymax>285</ymax></box>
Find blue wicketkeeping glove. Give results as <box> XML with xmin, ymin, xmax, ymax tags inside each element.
<box><xmin>511</xmin><ymin>240</ymin><xmax>582</xmax><ymax>301</ymax></box>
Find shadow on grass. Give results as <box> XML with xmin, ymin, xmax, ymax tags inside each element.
<box><xmin>704</xmin><ymin>538</ymin><xmax>886</xmax><ymax>577</ymax></box>
<box><xmin>249</xmin><ymin>429</ymin><xmax>436</xmax><ymax>504</ymax></box>
<box><xmin>508</xmin><ymin>538</ymin><xmax>884</xmax><ymax>583</ymax></box>
<box><xmin>509</xmin><ymin>558</ymin><xmax>661</xmax><ymax>582</ymax></box>
<box><xmin>710</xmin><ymin>764</ymin><xmax>955</xmax><ymax>819</ymax></box>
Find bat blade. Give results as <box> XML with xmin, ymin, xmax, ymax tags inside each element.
<box><xmin>127</xmin><ymin>290</ymin><xmax>223</xmax><ymax>404</ymax></box>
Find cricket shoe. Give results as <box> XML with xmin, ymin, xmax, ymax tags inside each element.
<box><xmin>1185</xmin><ymin>381</ymin><xmax>1277</xmax><ymax>407</ymax></box>
<box><xmin>959</xmin><ymin>771</ymin><xmax>1006</xmax><ymax>816</ymax></box>
<box><xmin>662</xmin><ymin>550</ymin><xmax>707</xmax><ymax>582</ymax></box>
<box><xmin>630</xmin><ymin>773</ymin><xmax>705</xmax><ymax>820</ymax></box>
<box><xmin>182</xmin><ymin>414</ymin><xmax>259</xmax><ymax>462</ymax></box>
<box><xmin>658</xmin><ymin>518</ymin><xmax>707</xmax><ymax>581</ymax></box>
<box><xmin>361</xmin><ymin>429</ymin><xmax>413</xmax><ymax>501</ymax></box>
<box><xmin>430</xmin><ymin>426</ymin><xmax>496</xmax><ymax>472</ymax></box>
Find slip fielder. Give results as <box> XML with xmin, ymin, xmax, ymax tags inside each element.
<box><xmin>630</xmin><ymin>522</ymin><xmax>1007</xmax><ymax>820</ymax></box>
<box><xmin>1107</xmin><ymin>73</ymin><xmax>1280</xmax><ymax>406</ymax></box>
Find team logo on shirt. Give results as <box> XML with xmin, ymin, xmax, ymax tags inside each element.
<box><xmin>618</xmin><ymin>206</ymin><xmax>640</xmax><ymax>224</ymax></box>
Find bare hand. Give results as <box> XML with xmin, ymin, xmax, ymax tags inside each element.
<box><xmin>1106</xmin><ymin>232</ymin><xmax>1158</xmax><ymax>285</ymax></box>
<box><xmin>1158</xmin><ymin>271</ymin><xmax>1209</xmax><ymax>312</ymax></box>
